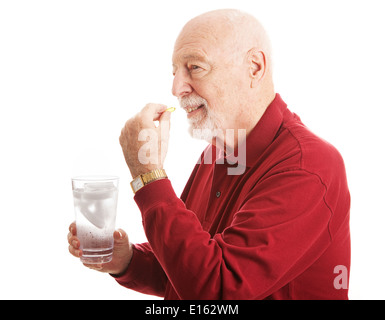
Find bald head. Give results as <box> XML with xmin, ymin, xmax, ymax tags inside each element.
<box><xmin>176</xmin><ymin>9</ymin><xmax>273</xmax><ymax>75</ymax></box>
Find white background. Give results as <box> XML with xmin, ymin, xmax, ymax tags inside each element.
<box><xmin>0</xmin><ymin>0</ymin><xmax>384</xmax><ymax>300</ymax></box>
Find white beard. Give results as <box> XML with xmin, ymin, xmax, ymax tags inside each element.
<box><xmin>179</xmin><ymin>94</ymin><xmax>224</xmax><ymax>143</ymax></box>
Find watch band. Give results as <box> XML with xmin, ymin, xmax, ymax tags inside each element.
<box><xmin>130</xmin><ymin>168</ymin><xmax>167</xmax><ymax>193</ymax></box>
<box><xmin>141</xmin><ymin>168</ymin><xmax>168</xmax><ymax>184</ymax></box>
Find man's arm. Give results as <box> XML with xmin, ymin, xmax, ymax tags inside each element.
<box><xmin>111</xmin><ymin>242</ymin><xmax>168</xmax><ymax>297</ymax></box>
<box><xmin>134</xmin><ymin>170</ymin><xmax>348</xmax><ymax>299</ymax></box>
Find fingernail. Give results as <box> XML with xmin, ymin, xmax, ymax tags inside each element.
<box><xmin>72</xmin><ymin>240</ymin><xmax>78</xmax><ymax>248</ymax></box>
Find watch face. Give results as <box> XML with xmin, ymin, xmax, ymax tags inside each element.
<box><xmin>131</xmin><ymin>177</ymin><xmax>144</xmax><ymax>192</ymax></box>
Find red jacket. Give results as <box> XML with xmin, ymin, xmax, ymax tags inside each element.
<box><xmin>113</xmin><ymin>94</ymin><xmax>351</xmax><ymax>299</ymax></box>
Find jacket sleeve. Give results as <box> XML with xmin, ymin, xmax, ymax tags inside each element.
<box><xmin>133</xmin><ymin>170</ymin><xmax>340</xmax><ymax>300</ymax></box>
<box><xmin>111</xmin><ymin>242</ymin><xmax>168</xmax><ymax>297</ymax></box>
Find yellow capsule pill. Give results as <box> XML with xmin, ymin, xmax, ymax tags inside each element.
<box><xmin>166</xmin><ymin>107</ymin><xmax>176</xmax><ymax>112</ymax></box>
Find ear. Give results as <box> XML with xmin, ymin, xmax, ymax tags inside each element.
<box><xmin>247</xmin><ymin>48</ymin><xmax>266</xmax><ymax>87</ymax></box>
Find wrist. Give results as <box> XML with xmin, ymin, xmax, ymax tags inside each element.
<box><xmin>129</xmin><ymin>165</ymin><xmax>163</xmax><ymax>180</ymax></box>
<box><xmin>130</xmin><ymin>168</ymin><xmax>168</xmax><ymax>194</ymax></box>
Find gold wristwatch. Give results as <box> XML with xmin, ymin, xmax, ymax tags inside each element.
<box><xmin>130</xmin><ymin>168</ymin><xmax>168</xmax><ymax>193</ymax></box>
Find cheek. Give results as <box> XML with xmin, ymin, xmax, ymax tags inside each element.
<box><xmin>192</xmin><ymin>81</ymin><xmax>220</xmax><ymax>110</ymax></box>
<box><xmin>214</xmin><ymin>69</ymin><xmax>247</xmax><ymax>102</ymax></box>
<box><xmin>194</xmin><ymin>71</ymin><xmax>245</xmax><ymax>114</ymax></box>
<box><xmin>211</xmin><ymin>80</ymin><xmax>239</xmax><ymax>112</ymax></box>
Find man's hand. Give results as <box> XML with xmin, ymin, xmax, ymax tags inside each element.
<box><xmin>67</xmin><ymin>222</ymin><xmax>133</xmax><ymax>275</ymax></box>
<box><xmin>119</xmin><ymin>103</ymin><xmax>172</xmax><ymax>178</ymax></box>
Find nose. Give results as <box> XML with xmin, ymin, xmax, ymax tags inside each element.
<box><xmin>172</xmin><ymin>70</ymin><xmax>193</xmax><ymax>98</ymax></box>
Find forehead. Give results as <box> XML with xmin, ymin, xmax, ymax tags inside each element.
<box><xmin>172</xmin><ymin>23</ymin><xmax>223</xmax><ymax>64</ymax></box>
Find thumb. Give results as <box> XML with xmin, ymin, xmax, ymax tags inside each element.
<box><xmin>159</xmin><ymin>110</ymin><xmax>171</xmax><ymax>153</ymax></box>
<box><xmin>113</xmin><ymin>229</ymin><xmax>129</xmax><ymax>247</ymax></box>
<box><xmin>159</xmin><ymin>109</ymin><xmax>171</xmax><ymax>135</ymax></box>
<box><xmin>159</xmin><ymin>108</ymin><xmax>172</xmax><ymax>123</ymax></box>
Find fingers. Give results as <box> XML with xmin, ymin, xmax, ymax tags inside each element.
<box><xmin>68</xmin><ymin>222</ymin><xmax>76</xmax><ymax>234</ymax></box>
<box><xmin>142</xmin><ymin>103</ymin><xmax>168</xmax><ymax>121</ymax></box>
<box><xmin>119</xmin><ymin>102</ymin><xmax>173</xmax><ymax>177</ymax></box>
<box><xmin>68</xmin><ymin>247</ymin><xmax>82</xmax><ymax>258</ymax></box>
<box><xmin>68</xmin><ymin>235</ymin><xmax>82</xmax><ymax>257</ymax></box>
<box><xmin>68</xmin><ymin>222</ymin><xmax>82</xmax><ymax>258</ymax></box>
<box><xmin>68</xmin><ymin>240</ymin><xmax>82</xmax><ymax>258</ymax></box>
<box><xmin>119</xmin><ymin>103</ymin><xmax>172</xmax><ymax>141</ymax></box>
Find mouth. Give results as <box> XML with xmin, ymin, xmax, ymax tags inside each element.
<box><xmin>185</xmin><ymin>104</ymin><xmax>204</xmax><ymax>115</ymax></box>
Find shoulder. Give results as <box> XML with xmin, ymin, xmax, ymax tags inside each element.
<box><xmin>280</xmin><ymin>114</ymin><xmax>347</xmax><ymax>187</ymax></box>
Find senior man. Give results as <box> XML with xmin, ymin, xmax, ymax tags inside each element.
<box><xmin>68</xmin><ymin>9</ymin><xmax>350</xmax><ymax>300</ymax></box>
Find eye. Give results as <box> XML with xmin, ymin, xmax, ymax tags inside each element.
<box><xmin>189</xmin><ymin>64</ymin><xmax>202</xmax><ymax>72</ymax></box>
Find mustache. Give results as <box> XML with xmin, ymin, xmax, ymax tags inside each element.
<box><xmin>178</xmin><ymin>94</ymin><xmax>208</xmax><ymax>109</ymax></box>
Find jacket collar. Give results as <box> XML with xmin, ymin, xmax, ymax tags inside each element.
<box><xmin>214</xmin><ymin>93</ymin><xmax>287</xmax><ymax>170</ymax></box>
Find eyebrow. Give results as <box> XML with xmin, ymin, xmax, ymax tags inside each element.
<box><xmin>172</xmin><ymin>53</ymin><xmax>210</xmax><ymax>70</ymax></box>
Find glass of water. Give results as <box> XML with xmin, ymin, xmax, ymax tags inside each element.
<box><xmin>71</xmin><ymin>176</ymin><xmax>119</xmax><ymax>264</ymax></box>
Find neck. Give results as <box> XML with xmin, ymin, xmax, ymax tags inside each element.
<box><xmin>212</xmin><ymin>90</ymin><xmax>276</xmax><ymax>153</ymax></box>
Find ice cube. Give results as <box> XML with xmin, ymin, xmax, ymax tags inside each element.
<box><xmin>76</xmin><ymin>185</ymin><xmax>117</xmax><ymax>229</ymax></box>
<box><xmin>84</xmin><ymin>182</ymin><xmax>115</xmax><ymax>192</ymax></box>
<box><xmin>83</xmin><ymin>182</ymin><xmax>116</xmax><ymax>201</ymax></box>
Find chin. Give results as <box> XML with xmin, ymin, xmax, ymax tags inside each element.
<box><xmin>188</xmin><ymin>121</ymin><xmax>222</xmax><ymax>144</ymax></box>
<box><xmin>187</xmin><ymin>107</ymin><xmax>225</xmax><ymax>143</ymax></box>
